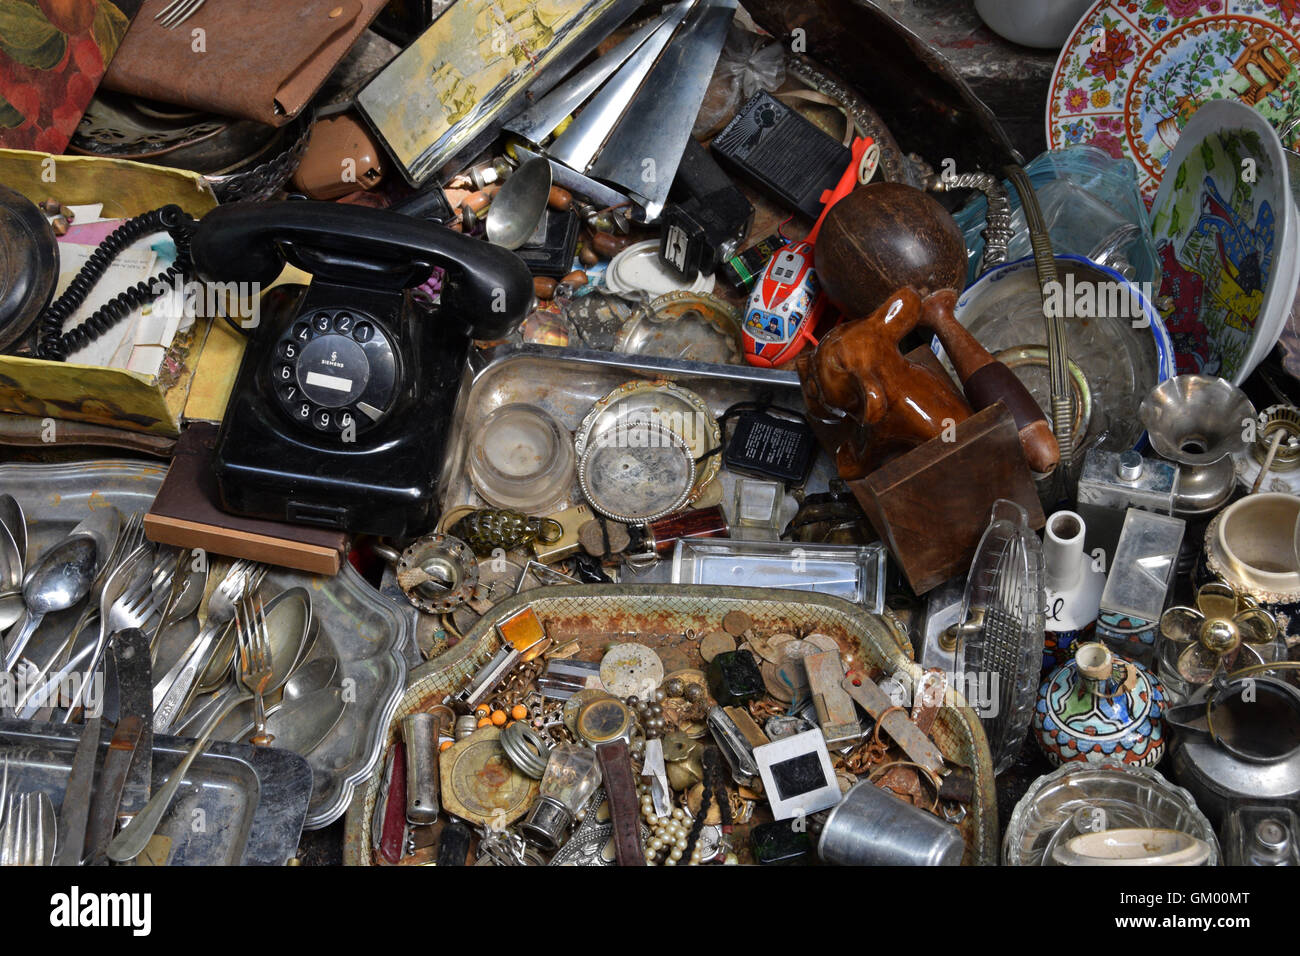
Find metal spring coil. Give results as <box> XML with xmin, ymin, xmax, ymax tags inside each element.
<box><xmin>36</xmin><ymin>204</ymin><xmax>196</xmax><ymax>361</ymax></box>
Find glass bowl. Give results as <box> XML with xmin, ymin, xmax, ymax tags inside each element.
<box><xmin>1004</xmin><ymin>762</ymin><xmax>1219</xmax><ymax>866</ymax></box>
<box><xmin>468</xmin><ymin>403</ymin><xmax>574</xmax><ymax>513</ymax></box>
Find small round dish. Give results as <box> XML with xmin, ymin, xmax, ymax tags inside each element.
<box><xmin>604</xmin><ymin>240</ymin><xmax>715</xmax><ymax>298</ymax></box>
<box><xmin>577</xmin><ymin>421</ymin><xmax>695</xmax><ymax>524</ymax></box>
<box><xmin>614</xmin><ymin>291</ymin><xmax>744</xmax><ymax>364</ymax></box>
<box><xmin>573</xmin><ymin>379</ymin><xmax>722</xmax><ymax>505</ymax></box>
<box><xmin>1003</xmin><ymin>762</ymin><xmax>1218</xmax><ymax>866</ymax></box>
<box><xmin>468</xmin><ymin>403</ymin><xmax>575</xmax><ymax>513</ymax></box>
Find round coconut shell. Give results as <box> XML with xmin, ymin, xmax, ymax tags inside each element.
<box><xmin>815</xmin><ymin>182</ymin><xmax>967</xmax><ymax>320</ymax></box>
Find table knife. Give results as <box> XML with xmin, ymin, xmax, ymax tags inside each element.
<box><xmin>53</xmin><ymin>716</ymin><xmax>101</xmax><ymax>866</ymax></box>
<box><xmin>112</xmin><ymin>630</ymin><xmax>153</xmax><ymax>819</ymax></box>
<box><xmin>82</xmin><ymin>714</ymin><xmax>144</xmax><ymax>865</ymax></box>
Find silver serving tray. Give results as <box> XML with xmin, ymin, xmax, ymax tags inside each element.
<box><xmin>0</xmin><ymin>459</ymin><xmax>409</xmax><ymax>829</ymax></box>
<box><xmin>0</xmin><ymin>718</ymin><xmax>311</xmax><ymax>865</ymax></box>
<box><xmin>439</xmin><ymin>344</ymin><xmax>838</xmax><ymax>515</ymax></box>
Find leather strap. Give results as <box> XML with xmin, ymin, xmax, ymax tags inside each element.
<box><xmin>595</xmin><ymin>739</ymin><xmax>645</xmax><ymax>867</ymax></box>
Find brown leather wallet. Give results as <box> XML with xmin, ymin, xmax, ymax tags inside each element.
<box><xmin>102</xmin><ymin>0</ymin><xmax>385</xmax><ymax>126</ymax></box>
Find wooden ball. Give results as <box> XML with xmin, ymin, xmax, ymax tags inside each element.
<box><xmin>814</xmin><ymin>182</ymin><xmax>967</xmax><ymax>320</ymax></box>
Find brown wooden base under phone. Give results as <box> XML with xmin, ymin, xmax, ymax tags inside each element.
<box><xmin>144</xmin><ymin>422</ymin><xmax>347</xmax><ymax>576</ymax></box>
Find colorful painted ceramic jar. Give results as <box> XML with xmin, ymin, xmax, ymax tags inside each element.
<box><xmin>1033</xmin><ymin>641</ymin><xmax>1168</xmax><ymax>768</ymax></box>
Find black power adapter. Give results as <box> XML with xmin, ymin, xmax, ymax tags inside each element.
<box><xmin>721</xmin><ymin>402</ymin><xmax>817</xmax><ymax>484</ymax></box>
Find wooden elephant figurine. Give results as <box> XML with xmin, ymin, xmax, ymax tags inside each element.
<box><xmin>797</xmin><ymin>286</ymin><xmax>972</xmax><ymax>480</ymax></box>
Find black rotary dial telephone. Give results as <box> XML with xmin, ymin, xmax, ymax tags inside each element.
<box><xmin>190</xmin><ymin>201</ymin><xmax>532</xmax><ymax>538</ymax></box>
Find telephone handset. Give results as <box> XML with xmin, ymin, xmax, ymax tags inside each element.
<box><xmin>191</xmin><ymin>201</ymin><xmax>532</xmax><ymax>538</ymax></box>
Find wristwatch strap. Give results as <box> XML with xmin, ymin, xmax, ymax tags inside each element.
<box><xmin>595</xmin><ymin>739</ymin><xmax>645</xmax><ymax>866</ymax></box>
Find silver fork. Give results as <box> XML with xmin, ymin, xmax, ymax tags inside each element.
<box><xmin>236</xmin><ymin>594</ymin><xmax>275</xmax><ymax>747</ymax></box>
<box><xmin>155</xmin><ymin>0</ymin><xmax>206</xmax><ymax>29</ymax></box>
<box><xmin>62</xmin><ymin>545</ymin><xmax>165</xmax><ymax>722</ymax></box>
<box><xmin>153</xmin><ymin>561</ymin><xmax>264</xmax><ymax>733</ymax></box>
<box><xmin>18</xmin><ymin>513</ymin><xmax>146</xmax><ymax>711</ymax></box>
<box><xmin>1</xmin><ymin>792</ymin><xmax>53</xmax><ymax>865</ymax></box>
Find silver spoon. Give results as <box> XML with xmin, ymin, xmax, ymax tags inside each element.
<box><xmin>0</xmin><ymin>523</ymin><xmax>24</xmax><ymax>633</ymax></box>
<box><xmin>486</xmin><ymin>156</ymin><xmax>552</xmax><ymax>249</ymax></box>
<box><xmin>2</xmin><ymin>536</ymin><xmax>98</xmax><ymax>672</ymax></box>
<box><xmin>0</xmin><ymin>494</ymin><xmax>27</xmax><ymax>570</ymax></box>
<box><xmin>282</xmin><ymin>656</ymin><xmax>336</xmax><ymax>703</ymax></box>
<box><xmin>264</xmin><ymin>685</ymin><xmax>346</xmax><ymax>755</ymax></box>
<box><xmin>174</xmin><ymin>588</ymin><xmax>312</xmax><ymax>737</ymax></box>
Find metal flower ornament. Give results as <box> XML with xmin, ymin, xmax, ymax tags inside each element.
<box><xmin>1159</xmin><ymin>582</ymin><xmax>1279</xmax><ymax>685</ymax></box>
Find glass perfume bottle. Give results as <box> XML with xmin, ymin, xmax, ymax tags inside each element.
<box><xmin>520</xmin><ymin>743</ymin><xmax>602</xmax><ymax>849</ymax></box>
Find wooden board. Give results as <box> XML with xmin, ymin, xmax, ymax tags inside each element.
<box><xmin>851</xmin><ymin>402</ymin><xmax>1044</xmax><ymax>595</ymax></box>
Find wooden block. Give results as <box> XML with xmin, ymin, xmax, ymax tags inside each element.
<box><xmin>850</xmin><ymin>402</ymin><xmax>1044</xmax><ymax>595</ymax></box>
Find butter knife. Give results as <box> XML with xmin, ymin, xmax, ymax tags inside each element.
<box><xmin>53</xmin><ymin>716</ymin><xmax>101</xmax><ymax>866</ymax></box>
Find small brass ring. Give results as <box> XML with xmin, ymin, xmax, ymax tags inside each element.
<box><xmin>536</xmin><ymin>518</ymin><xmax>564</xmax><ymax>544</ymax></box>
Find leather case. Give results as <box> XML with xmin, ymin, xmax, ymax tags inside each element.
<box><xmin>102</xmin><ymin>0</ymin><xmax>385</xmax><ymax>126</ymax></box>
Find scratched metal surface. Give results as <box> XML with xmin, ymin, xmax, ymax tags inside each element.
<box><xmin>342</xmin><ymin>584</ymin><xmax>998</xmax><ymax>865</ymax></box>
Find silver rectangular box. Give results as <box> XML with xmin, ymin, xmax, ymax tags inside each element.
<box><xmin>1076</xmin><ymin>448</ymin><xmax>1177</xmax><ymax>564</ymax></box>
<box><xmin>1096</xmin><ymin>508</ymin><xmax>1185</xmax><ymax>668</ymax></box>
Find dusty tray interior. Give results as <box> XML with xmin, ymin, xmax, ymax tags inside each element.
<box><xmin>344</xmin><ymin>584</ymin><xmax>998</xmax><ymax>866</ymax></box>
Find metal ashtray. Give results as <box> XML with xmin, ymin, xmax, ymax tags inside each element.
<box><xmin>574</xmin><ymin>379</ymin><xmax>721</xmax><ymax>507</ymax></box>
<box><xmin>614</xmin><ymin>291</ymin><xmax>744</xmax><ymax>365</ymax></box>
<box><xmin>395</xmin><ymin>533</ymin><xmax>479</xmax><ymax>614</ymax></box>
<box><xmin>578</xmin><ymin>420</ymin><xmax>695</xmax><ymax>524</ymax></box>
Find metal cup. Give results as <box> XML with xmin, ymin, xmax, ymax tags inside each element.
<box><xmin>817</xmin><ymin>780</ymin><xmax>964</xmax><ymax>866</ymax></box>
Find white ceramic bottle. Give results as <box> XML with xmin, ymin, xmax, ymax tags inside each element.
<box><xmin>1042</xmin><ymin>510</ymin><xmax>1107</xmax><ymax>671</ymax></box>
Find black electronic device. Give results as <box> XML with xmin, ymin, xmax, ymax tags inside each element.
<box><xmin>722</xmin><ymin>406</ymin><xmax>817</xmax><ymax>484</ymax></box>
<box><xmin>710</xmin><ymin>90</ymin><xmax>850</xmax><ymax>221</ymax></box>
<box><xmin>659</xmin><ymin>137</ymin><xmax>753</xmax><ymax>279</ymax></box>
<box><xmin>190</xmin><ymin>201</ymin><xmax>532</xmax><ymax>539</ymax></box>
<box><xmin>515</xmin><ymin>207</ymin><xmax>580</xmax><ymax>278</ymax></box>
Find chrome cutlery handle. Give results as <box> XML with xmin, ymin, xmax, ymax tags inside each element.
<box><xmin>106</xmin><ymin>691</ymin><xmax>252</xmax><ymax>863</ymax></box>
<box><xmin>152</xmin><ymin>622</ymin><xmax>221</xmax><ymax>732</ymax></box>
<box><xmin>2</xmin><ymin>611</ymin><xmax>41</xmax><ymax>673</ymax></box>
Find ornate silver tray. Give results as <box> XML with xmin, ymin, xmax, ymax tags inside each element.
<box><xmin>0</xmin><ymin>459</ymin><xmax>408</xmax><ymax>829</ymax></box>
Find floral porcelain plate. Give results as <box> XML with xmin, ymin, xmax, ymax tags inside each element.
<box><xmin>1047</xmin><ymin>0</ymin><xmax>1300</xmax><ymax>203</ymax></box>
<box><xmin>1149</xmin><ymin>99</ymin><xmax>1298</xmax><ymax>381</ymax></box>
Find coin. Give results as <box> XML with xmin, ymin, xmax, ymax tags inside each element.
<box><xmin>762</xmin><ymin>659</ymin><xmax>806</xmax><ymax>703</ymax></box>
<box><xmin>699</xmin><ymin>630</ymin><xmax>736</xmax><ymax>663</ymax></box>
<box><xmin>722</xmin><ymin>610</ymin><xmax>752</xmax><ymax>636</ymax></box>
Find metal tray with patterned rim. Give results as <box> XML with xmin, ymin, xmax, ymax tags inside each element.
<box><xmin>341</xmin><ymin>584</ymin><xmax>998</xmax><ymax>865</ymax></box>
<box><xmin>437</xmin><ymin>344</ymin><xmax>839</xmax><ymax>517</ymax></box>
<box><xmin>0</xmin><ymin>459</ymin><xmax>408</xmax><ymax>829</ymax></box>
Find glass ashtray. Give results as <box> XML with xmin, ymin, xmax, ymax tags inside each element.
<box><xmin>1003</xmin><ymin>763</ymin><xmax>1219</xmax><ymax>866</ymax></box>
<box><xmin>469</xmin><ymin>403</ymin><xmax>575</xmax><ymax>513</ymax></box>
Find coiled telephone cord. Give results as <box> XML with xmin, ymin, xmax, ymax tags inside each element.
<box><xmin>36</xmin><ymin>205</ymin><xmax>197</xmax><ymax>361</ymax></box>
